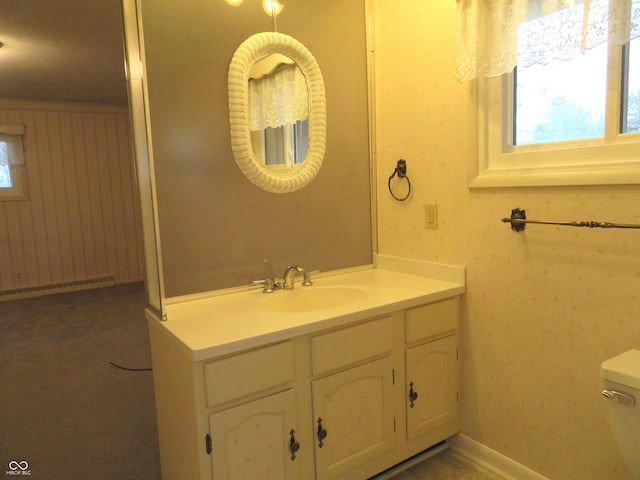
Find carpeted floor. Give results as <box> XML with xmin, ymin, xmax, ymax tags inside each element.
<box><xmin>0</xmin><ymin>283</ymin><xmax>161</xmax><ymax>480</ymax></box>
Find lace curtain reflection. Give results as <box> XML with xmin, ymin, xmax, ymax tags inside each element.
<box><xmin>249</xmin><ymin>64</ymin><xmax>308</xmax><ymax>131</ymax></box>
<box><xmin>455</xmin><ymin>0</ymin><xmax>640</xmax><ymax>82</ymax></box>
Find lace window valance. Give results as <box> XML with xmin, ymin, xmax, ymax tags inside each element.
<box><xmin>455</xmin><ymin>0</ymin><xmax>640</xmax><ymax>82</ymax></box>
<box><xmin>248</xmin><ymin>64</ymin><xmax>308</xmax><ymax>131</ymax></box>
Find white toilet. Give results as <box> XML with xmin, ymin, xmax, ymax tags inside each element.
<box><xmin>601</xmin><ymin>349</ymin><xmax>640</xmax><ymax>479</ymax></box>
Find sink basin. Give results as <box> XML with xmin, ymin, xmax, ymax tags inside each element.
<box><xmin>258</xmin><ymin>286</ymin><xmax>369</xmax><ymax>313</ymax></box>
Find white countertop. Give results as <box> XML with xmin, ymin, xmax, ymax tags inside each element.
<box><xmin>150</xmin><ymin>258</ymin><xmax>466</xmax><ymax>361</ymax></box>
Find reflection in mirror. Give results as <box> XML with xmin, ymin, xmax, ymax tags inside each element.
<box><xmin>228</xmin><ymin>32</ymin><xmax>326</xmax><ymax>193</ymax></box>
<box><xmin>248</xmin><ymin>54</ymin><xmax>309</xmax><ymax>167</ymax></box>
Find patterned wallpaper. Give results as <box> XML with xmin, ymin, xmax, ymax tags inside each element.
<box><xmin>373</xmin><ymin>1</ymin><xmax>640</xmax><ymax>478</ymax></box>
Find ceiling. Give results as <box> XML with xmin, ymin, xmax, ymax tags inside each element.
<box><xmin>0</xmin><ymin>0</ymin><xmax>128</xmax><ymax>105</ymax></box>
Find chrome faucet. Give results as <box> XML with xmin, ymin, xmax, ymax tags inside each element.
<box><xmin>283</xmin><ymin>265</ymin><xmax>305</xmax><ymax>289</ymax></box>
<box><xmin>252</xmin><ymin>265</ymin><xmax>312</xmax><ymax>292</ymax></box>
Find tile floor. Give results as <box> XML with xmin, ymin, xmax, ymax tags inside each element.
<box><xmin>386</xmin><ymin>448</ymin><xmax>505</xmax><ymax>480</ymax></box>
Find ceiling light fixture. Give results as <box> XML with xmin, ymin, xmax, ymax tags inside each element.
<box><xmin>262</xmin><ymin>0</ymin><xmax>285</xmax><ymax>16</ymax></box>
<box><xmin>225</xmin><ymin>0</ymin><xmax>245</xmax><ymax>5</ymax></box>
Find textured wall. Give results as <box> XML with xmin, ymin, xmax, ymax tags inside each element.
<box><xmin>0</xmin><ymin>99</ymin><xmax>144</xmax><ymax>292</ymax></box>
<box><xmin>374</xmin><ymin>1</ymin><xmax>640</xmax><ymax>479</ymax></box>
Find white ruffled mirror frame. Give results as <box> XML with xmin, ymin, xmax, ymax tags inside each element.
<box><xmin>228</xmin><ymin>32</ymin><xmax>326</xmax><ymax>193</ymax></box>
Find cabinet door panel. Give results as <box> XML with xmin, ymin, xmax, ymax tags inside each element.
<box><xmin>405</xmin><ymin>335</ymin><xmax>457</xmax><ymax>439</ymax></box>
<box><xmin>209</xmin><ymin>389</ymin><xmax>302</xmax><ymax>480</ymax></box>
<box><xmin>312</xmin><ymin>357</ymin><xmax>394</xmax><ymax>479</ymax></box>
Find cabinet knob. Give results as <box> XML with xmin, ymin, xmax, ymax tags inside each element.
<box><xmin>317</xmin><ymin>417</ymin><xmax>328</xmax><ymax>448</ymax></box>
<box><xmin>409</xmin><ymin>381</ymin><xmax>419</xmax><ymax>408</ymax></box>
<box><xmin>289</xmin><ymin>429</ymin><xmax>300</xmax><ymax>461</ymax></box>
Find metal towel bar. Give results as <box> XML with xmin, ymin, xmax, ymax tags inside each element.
<box><xmin>502</xmin><ymin>208</ymin><xmax>640</xmax><ymax>232</ymax></box>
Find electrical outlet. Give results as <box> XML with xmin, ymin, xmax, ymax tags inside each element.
<box><xmin>424</xmin><ymin>203</ymin><xmax>438</xmax><ymax>229</ymax></box>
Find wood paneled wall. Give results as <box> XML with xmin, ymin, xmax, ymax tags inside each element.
<box><xmin>0</xmin><ymin>99</ymin><xmax>144</xmax><ymax>293</ymax></box>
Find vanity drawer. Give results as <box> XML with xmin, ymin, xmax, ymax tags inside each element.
<box><xmin>311</xmin><ymin>316</ymin><xmax>393</xmax><ymax>375</ymax></box>
<box><xmin>204</xmin><ymin>341</ymin><xmax>294</xmax><ymax>408</ymax></box>
<box><xmin>405</xmin><ymin>297</ymin><xmax>458</xmax><ymax>344</ymax></box>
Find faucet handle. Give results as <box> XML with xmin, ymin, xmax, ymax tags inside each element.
<box><xmin>251</xmin><ymin>278</ymin><xmax>274</xmax><ymax>293</ymax></box>
<box><xmin>302</xmin><ymin>271</ymin><xmax>313</xmax><ymax>286</ymax></box>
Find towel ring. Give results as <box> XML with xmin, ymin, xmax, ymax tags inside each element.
<box><xmin>388</xmin><ymin>159</ymin><xmax>411</xmax><ymax>202</ymax></box>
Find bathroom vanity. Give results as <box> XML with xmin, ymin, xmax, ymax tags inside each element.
<box><xmin>147</xmin><ymin>263</ymin><xmax>465</xmax><ymax>480</ymax></box>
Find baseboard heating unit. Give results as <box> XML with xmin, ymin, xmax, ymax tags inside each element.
<box><xmin>0</xmin><ymin>276</ymin><xmax>116</xmax><ymax>301</ymax></box>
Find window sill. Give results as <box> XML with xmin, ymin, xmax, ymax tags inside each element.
<box><xmin>0</xmin><ymin>165</ymin><xmax>28</xmax><ymax>201</ymax></box>
<box><xmin>469</xmin><ymin>164</ymin><xmax>640</xmax><ymax>188</ymax></box>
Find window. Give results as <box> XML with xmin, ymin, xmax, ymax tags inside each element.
<box><xmin>247</xmin><ymin>58</ymin><xmax>310</xmax><ymax>168</ymax></box>
<box><xmin>514</xmin><ymin>42</ymin><xmax>609</xmax><ymax>145</ymax></box>
<box><xmin>251</xmin><ymin>119</ymin><xmax>309</xmax><ymax>167</ymax></box>
<box><xmin>466</xmin><ymin>0</ymin><xmax>640</xmax><ymax>187</ymax></box>
<box><xmin>0</xmin><ymin>126</ymin><xmax>27</xmax><ymax>200</ymax></box>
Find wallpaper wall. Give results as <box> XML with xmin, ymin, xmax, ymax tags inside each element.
<box><xmin>0</xmin><ymin>99</ymin><xmax>144</xmax><ymax>294</ymax></box>
<box><xmin>373</xmin><ymin>1</ymin><xmax>640</xmax><ymax>479</ymax></box>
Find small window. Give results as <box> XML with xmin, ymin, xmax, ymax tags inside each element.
<box><xmin>472</xmin><ymin>1</ymin><xmax>640</xmax><ymax>188</ymax></box>
<box><xmin>0</xmin><ymin>125</ymin><xmax>28</xmax><ymax>201</ymax></box>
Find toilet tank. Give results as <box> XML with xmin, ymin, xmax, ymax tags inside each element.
<box><xmin>600</xmin><ymin>349</ymin><xmax>640</xmax><ymax>478</ymax></box>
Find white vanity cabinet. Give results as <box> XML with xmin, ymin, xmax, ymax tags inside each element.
<box><xmin>310</xmin><ymin>317</ymin><xmax>396</xmax><ymax>480</ymax></box>
<box><xmin>404</xmin><ymin>298</ymin><xmax>459</xmax><ymax>441</ymax></box>
<box><xmin>148</xmin><ymin>294</ymin><xmax>461</xmax><ymax>480</ymax></box>
<box><xmin>203</xmin><ymin>341</ymin><xmax>309</xmax><ymax>480</ymax></box>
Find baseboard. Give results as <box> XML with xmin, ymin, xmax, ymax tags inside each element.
<box><xmin>448</xmin><ymin>434</ymin><xmax>550</xmax><ymax>480</ymax></box>
<box><xmin>0</xmin><ymin>276</ymin><xmax>116</xmax><ymax>301</ymax></box>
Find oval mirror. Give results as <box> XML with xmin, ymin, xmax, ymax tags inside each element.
<box><xmin>228</xmin><ymin>32</ymin><xmax>326</xmax><ymax>193</ymax></box>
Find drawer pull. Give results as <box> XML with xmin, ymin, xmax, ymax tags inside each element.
<box><xmin>317</xmin><ymin>417</ymin><xmax>328</xmax><ymax>448</ymax></box>
<box><xmin>289</xmin><ymin>429</ymin><xmax>300</xmax><ymax>460</ymax></box>
<box><xmin>409</xmin><ymin>381</ymin><xmax>419</xmax><ymax>408</ymax></box>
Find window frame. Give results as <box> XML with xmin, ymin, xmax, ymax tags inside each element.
<box><xmin>250</xmin><ymin>119</ymin><xmax>309</xmax><ymax>168</ymax></box>
<box><xmin>470</xmin><ymin>42</ymin><xmax>640</xmax><ymax>188</ymax></box>
<box><xmin>0</xmin><ymin>127</ymin><xmax>28</xmax><ymax>201</ymax></box>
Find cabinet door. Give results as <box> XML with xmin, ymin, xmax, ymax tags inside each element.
<box><xmin>209</xmin><ymin>389</ymin><xmax>304</xmax><ymax>480</ymax></box>
<box><xmin>405</xmin><ymin>335</ymin><xmax>458</xmax><ymax>439</ymax></box>
<box><xmin>312</xmin><ymin>357</ymin><xmax>394</xmax><ymax>480</ymax></box>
